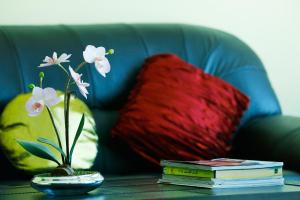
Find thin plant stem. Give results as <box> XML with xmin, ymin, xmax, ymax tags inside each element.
<box><xmin>75</xmin><ymin>61</ymin><xmax>87</xmax><ymax>72</ymax></box>
<box><xmin>46</xmin><ymin>106</ymin><xmax>64</xmax><ymax>164</ymax></box>
<box><xmin>66</xmin><ymin>93</ymin><xmax>71</xmax><ymax>160</ymax></box>
<box><xmin>58</xmin><ymin>64</ymin><xmax>70</xmax><ymax>77</ymax></box>
<box><xmin>40</xmin><ymin>77</ymin><xmax>43</xmax><ymax>88</ymax></box>
<box><xmin>64</xmin><ymin>88</ymin><xmax>71</xmax><ymax>165</ymax></box>
<box><xmin>56</xmin><ymin>63</ymin><xmax>71</xmax><ymax>165</ymax></box>
<box><xmin>62</xmin><ymin>61</ymin><xmax>87</xmax><ymax>166</ymax></box>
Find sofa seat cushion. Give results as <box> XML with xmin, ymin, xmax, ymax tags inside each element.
<box><xmin>112</xmin><ymin>54</ymin><xmax>249</xmax><ymax>164</ymax></box>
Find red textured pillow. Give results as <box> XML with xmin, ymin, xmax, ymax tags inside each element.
<box><xmin>112</xmin><ymin>54</ymin><xmax>249</xmax><ymax>164</ymax></box>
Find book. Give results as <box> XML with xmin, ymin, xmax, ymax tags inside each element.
<box><xmin>284</xmin><ymin>176</ymin><xmax>300</xmax><ymax>186</ymax></box>
<box><xmin>160</xmin><ymin>158</ymin><xmax>283</xmax><ymax>171</ymax></box>
<box><xmin>163</xmin><ymin>166</ymin><xmax>282</xmax><ymax>179</ymax></box>
<box><xmin>158</xmin><ymin>175</ymin><xmax>284</xmax><ymax>188</ymax></box>
<box><xmin>159</xmin><ymin>158</ymin><xmax>284</xmax><ymax>188</ymax></box>
<box><xmin>163</xmin><ymin>183</ymin><xmax>285</xmax><ymax>195</ymax></box>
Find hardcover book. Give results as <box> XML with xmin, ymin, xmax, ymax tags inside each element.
<box><xmin>160</xmin><ymin>158</ymin><xmax>283</xmax><ymax>170</ymax></box>
<box><xmin>158</xmin><ymin>175</ymin><xmax>284</xmax><ymax>188</ymax></box>
<box><xmin>163</xmin><ymin>166</ymin><xmax>282</xmax><ymax>179</ymax></box>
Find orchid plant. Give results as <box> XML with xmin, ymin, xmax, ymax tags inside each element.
<box><xmin>17</xmin><ymin>45</ymin><xmax>114</xmax><ymax>176</ymax></box>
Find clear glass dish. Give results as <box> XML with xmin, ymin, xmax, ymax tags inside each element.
<box><xmin>31</xmin><ymin>171</ymin><xmax>104</xmax><ymax>196</ymax></box>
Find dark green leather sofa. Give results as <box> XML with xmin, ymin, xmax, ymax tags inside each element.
<box><xmin>0</xmin><ymin>24</ymin><xmax>299</xmax><ymax>179</ymax></box>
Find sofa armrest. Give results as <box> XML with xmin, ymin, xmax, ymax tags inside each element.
<box><xmin>232</xmin><ymin>115</ymin><xmax>300</xmax><ymax>170</ymax></box>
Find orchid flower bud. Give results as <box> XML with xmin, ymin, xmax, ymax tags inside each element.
<box><xmin>107</xmin><ymin>49</ymin><xmax>114</xmax><ymax>55</ymax></box>
<box><xmin>27</xmin><ymin>83</ymin><xmax>35</xmax><ymax>90</ymax></box>
<box><xmin>39</xmin><ymin>72</ymin><xmax>45</xmax><ymax>79</ymax></box>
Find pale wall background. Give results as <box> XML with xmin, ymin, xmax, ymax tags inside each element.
<box><xmin>0</xmin><ymin>0</ymin><xmax>299</xmax><ymax>116</ymax></box>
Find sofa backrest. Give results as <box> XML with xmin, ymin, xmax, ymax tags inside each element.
<box><xmin>0</xmin><ymin>24</ymin><xmax>281</xmax><ymax>176</ymax></box>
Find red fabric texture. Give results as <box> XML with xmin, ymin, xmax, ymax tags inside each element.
<box><xmin>111</xmin><ymin>54</ymin><xmax>249</xmax><ymax>165</ymax></box>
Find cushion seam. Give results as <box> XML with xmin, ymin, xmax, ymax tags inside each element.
<box><xmin>219</xmin><ymin>65</ymin><xmax>267</xmax><ymax>79</ymax></box>
<box><xmin>123</xmin><ymin>24</ymin><xmax>150</xmax><ymax>57</ymax></box>
<box><xmin>0</xmin><ymin>28</ymin><xmax>26</xmax><ymax>92</ymax></box>
<box><xmin>178</xmin><ymin>25</ymin><xmax>189</xmax><ymax>62</ymax></box>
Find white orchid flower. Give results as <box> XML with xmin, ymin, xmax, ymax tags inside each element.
<box><xmin>25</xmin><ymin>87</ymin><xmax>61</xmax><ymax>117</ymax></box>
<box><xmin>69</xmin><ymin>66</ymin><xmax>90</xmax><ymax>99</ymax></box>
<box><xmin>83</xmin><ymin>45</ymin><xmax>111</xmax><ymax>77</ymax></box>
<box><xmin>39</xmin><ymin>52</ymin><xmax>71</xmax><ymax>67</ymax></box>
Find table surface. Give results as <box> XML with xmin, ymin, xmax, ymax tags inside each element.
<box><xmin>1</xmin><ymin>174</ymin><xmax>300</xmax><ymax>200</ymax></box>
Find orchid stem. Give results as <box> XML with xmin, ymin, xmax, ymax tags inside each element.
<box><xmin>75</xmin><ymin>61</ymin><xmax>87</xmax><ymax>72</ymax></box>
<box><xmin>63</xmin><ymin>61</ymin><xmax>87</xmax><ymax>166</ymax></box>
<box><xmin>66</xmin><ymin>92</ymin><xmax>71</xmax><ymax>165</ymax></box>
<box><xmin>46</xmin><ymin>106</ymin><xmax>64</xmax><ymax>164</ymax></box>
<box><xmin>40</xmin><ymin>78</ymin><xmax>43</xmax><ymax>88</ymax></box>
<box><xmin>64</xmin><ymin>88</ymin><xmax>71</xmax><ymax>165</ymax></box>
<box><xmin>58</xmin><ymin>64</ymin><xmax>70</xmax><ymax>77</ymax></box>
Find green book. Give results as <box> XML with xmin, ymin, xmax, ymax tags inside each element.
<box><xmin>163</xmin><ymin>166</ymin><xmax>282</xmax><ymax>179</ymax></box>
<box><xmin>163</xmin><ymin>166</ymin><xmax>214</xmax><ymax>178</ymax></box>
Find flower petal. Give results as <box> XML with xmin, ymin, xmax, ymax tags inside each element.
<box><xmin>25</xmin><ymin>97</ymin><xmax>44</xmax><ymax>117</ymax></box>
<box><xmin>83</xmin><ymin>45</ymin><xmax>97</xmax><ymax>63</ymax></box>
<box><xmin>95</xmin><ymin>58</ymin><xmax>111</xmax><ymax>77</ymax></box>
<box><xmin>78</xmin><ymin>85</ymin><xmax>89</xmax><ymax>99</ymax></box>
<box><xmin>38</xmin><ymin>63</ymin><xmax>52</xmax><ymax>68</ymax></box>
<box><xmin>81</xmin><ymin>82</ymin><xmax>90</xmax><ymax>87</ymax></box>
<box><xmin>58</xmin><ymin>53</ymin><xmax>71</xmax><ymax>63</ymax></box>
<box><xmin>69</xmin><ymin>66</ymin><xmax>80</xmax><ymax>80</ymax></box>
<box><xmin>45</xmin><ymin>96</ymin><xmax>61</xmax><ymax>107</ymax></box>
<box><xmin>32</xmin><ymin>87</ymin><xmax>44</xmax><ymax>101</ymax></box>
<box><xmin>43</xmin><ymin>87</ymin><xmax>61</xmax><ymax>106</ymax></box>
<box><xmin>43</xmin><ymin>56</ymin><xmax>52</xmax><ymax>63</ymax></box>
<box><xmin>95</xmin><ymin>47</ymin><xmax>106</xmax><ymax>59</ymax></box>
<box><xmin>69</xmin><ymin>66</ymin><xmax>90</xmax><ymax>99</ymax></box>
<box><xmin>52</xmin><ymin>52</ymin><xmax>58</xmax><ymax>60</ymax></box>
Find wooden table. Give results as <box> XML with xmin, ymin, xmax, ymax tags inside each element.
<box><xmin>1</xmin><ymin>174</ymin><xmax>300</xmax><ymax>200</ymax></box>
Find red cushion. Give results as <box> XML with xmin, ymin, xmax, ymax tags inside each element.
<box><xmin>111</xmin><ymin>54</ymin><xmax>249</xmax><ymax>165</ymax></box>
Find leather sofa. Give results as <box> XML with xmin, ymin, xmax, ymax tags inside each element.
<box><xmin>0</xmin><ymin>24</ymin><xmax>299</xmax><ymax>180</ymax></box>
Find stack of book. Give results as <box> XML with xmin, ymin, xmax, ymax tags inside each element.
<box><xmin>158</xmin><ymin>158</ymin><xmax>284</xmax><ymax>188</ymax></box>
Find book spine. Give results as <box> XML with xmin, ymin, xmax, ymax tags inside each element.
<box><xmin>163</xmin><ymin>166</ymin><xmax>214</xmax><ymax>178</ymax></box>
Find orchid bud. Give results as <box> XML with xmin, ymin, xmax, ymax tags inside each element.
<box><xmin>27</xmin><ymin>83</ymin><xmax>35</xmax><ymax>90</ymax></box>
<box><xmin>107</xmin><ymin>49</ymin><xmax>114</xmax><ymax>55</ymax></box>
<box><xmin>39</xmin><ymin>72</ymin><xmax>45</xmax><ymax>79</ymax></box>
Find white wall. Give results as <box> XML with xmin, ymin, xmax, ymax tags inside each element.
<box><xmin>0</xmin><ymin>0</ymin><xmax>299</xmax><ymax>116</ymax></box>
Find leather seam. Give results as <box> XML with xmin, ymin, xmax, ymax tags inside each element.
<box><xmin>203</xmin><ymin>41</ymin><xmax>222</xmax><ymax>73</ymax></box>
<box><xmin>0</xmin><ymin>27</ymin><xmax>26</xmax><ymax>92</ymax></box>
<box><xmin>179</xmin><ymin>25</ymin><xmax>189</xmax><ymax>62</ymax></box>
<box><xmin>124</xmin><ymin>24</ymin><xmax>150</xmax><ymax>57</ymax></box>
<box><xmin>219</xmin><ymin>65</ymin><xmax>267</xmax><ymax>79</ymax></box>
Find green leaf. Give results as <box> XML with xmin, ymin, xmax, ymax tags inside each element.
<box><xmin>69</xmin><ymin>114</ymin><xmax>85</xmax><ymax>164</ymax></box>
<box><xmin>17</xmin><ymin>140</ymin><xmax>61</xmax><ymax>165</ymax></box>
<box><xmin>37</xmin><ymin>137</ymin><xmax>66</xmax><ymax>160</ymax></box>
